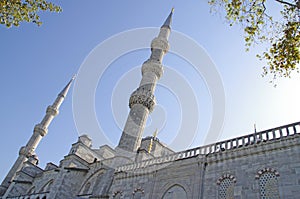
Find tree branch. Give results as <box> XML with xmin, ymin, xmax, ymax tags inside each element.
<box><xmin>274</xmin><ymin>0</ymin><xmax>297</xmax><ymax>8</ymax></box>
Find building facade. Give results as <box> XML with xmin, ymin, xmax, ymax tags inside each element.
<box><xmin>1</xmin><ymin>10</ymin><xmax>299</xmax><ymax>199</ymax></box>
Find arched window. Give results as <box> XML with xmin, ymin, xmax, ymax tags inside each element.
<box><xmin>162</xmin><ymin>185</ymin><xmax>187</xmax><ymax>199</ymax></box>
<box><xmin>40</xmin><ymin>180</ymin><xmax>54</xmax><ymax>193</ymax></box>
<box><xmin>79</xmin><ymin>169</ymin><xmax>105</xmax><ymax>195</ymax></box>
<box><xmin>217</xmin><ymin>174</ymin><xmax>236</xmax><ymax>199</ymax></box>
<box><xmin>256</xmin><ymin>168</ymin><xmax>280</xmax><ymax>199</ymax></box>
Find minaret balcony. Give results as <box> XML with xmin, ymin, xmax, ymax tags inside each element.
<box><xmin>18</xmin><ymin>146</ymin><xmax>27</xmax><ymax>156</ymax></box>
<box><xmin>129</xmin><ymin>90</ymin><xmax>156</xmax><ymax>112</ymax></box>
<box><xmin>34</xmin><ymin>124</ymin><xmax>48</xmax><ymax>137</ymax></box>
<box><xmin>151</xmin><ymin>37</ymin><xmax>169</xmax><ymax>53</ymax></box>
<box><xmin>142</xmin><ymin>61</ymin><xmax>163</xmax><ymax>79</ymax></box>
<box><xmin>46</xmin><ymin>105</ymin><xmax>59</xmax><ymax>116</ymax></box>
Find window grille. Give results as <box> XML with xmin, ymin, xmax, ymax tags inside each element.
<box><xmin>259</xmin><ymin>172</ymin><xmax>280</xmax><ymax>199</ymax></box>
<box><xmin>218</xmin><ymin>178</ymin><xmax>234</xmax><ymax>199</ymax></box>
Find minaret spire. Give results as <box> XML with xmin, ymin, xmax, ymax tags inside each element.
<box><xmin>0</xmin><ymin>76</ymin><xmax>75</xmax><ymax>196</ymax></box>
<box><xmin>117</xmin><ymin>9</ymin><xmax>173</xmax><ymax>152</ymax></box>
<box><xmin>162</xmin><ymin>8</ymin><xmax>174</xmax><ymax>28</ymax></box>
<box><xmin>59</xmin><ymin>74</ymin><xmax>76</xmax><ymax>98</ymax></box>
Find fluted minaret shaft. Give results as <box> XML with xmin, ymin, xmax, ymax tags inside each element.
<box><xmin>0</xmin><ymin>76</ymin><xmax>75</xmax><ymax>196</ymax></box>
<box><xmin>117</xmin><ymin>9</ymin><xmax>173</xmax><ymax>152</ymax></box>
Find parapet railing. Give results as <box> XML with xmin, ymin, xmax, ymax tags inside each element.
<box><xmin>6</xmin><ymin>192</ymin><xmax>48</xmax><ymax>199</ymax></box>
<box><xmin>116</xmin><ymin>121</ymin><xmax>300</xmax><ymax>172</ymax></box>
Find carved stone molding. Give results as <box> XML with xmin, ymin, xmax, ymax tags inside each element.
<box><xmin>112</xmin><ymin>190</ymin><xmax>123</xmax><ymax>197</ymax></box>
<box><xmin>255</xmin><ymin>167</ymin><xmax>280</xmax><ymax>179</ymax></box>
<box><xmin>132</xmin><ymin>187</ymin><xmax>144</xmax><ymax>195</ymax></box>
<box><xmin>129</xmin><ymin>89</ymin><xmax>156</xmax><ymax>112</ymax></box>
<box><xmin>216</xmin><ymin>173</ymin><xmax>237</xmax><ymax>185</ymax></box>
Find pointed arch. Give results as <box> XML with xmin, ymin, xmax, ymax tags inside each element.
<box><xmin>27</xmin><ymin>186</ymin><xmax>35</xmax><ymax>194</ymax></box>
<box><xmin>40</xmin><ymin>179</ymin><xmax>54</xmax><ymax>193</ymax></box>
<box><xmin>162</xmin><ymin>184</ymin><xmax>187</xmax><ymax>199</ymax></box>
<box><xmin>78</xmin><ymin>168</ymin><xmax>106</xmax><ymax>195</ymax></box>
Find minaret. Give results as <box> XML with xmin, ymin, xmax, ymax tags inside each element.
<box><xmin>117</xmin><ymin>9</ymin><xmax>174</xmax><ymax>152</ymax></box>
<box><xmin>0</xmin><ymin>76</ymin><xmax>75</xmax><ymax>196</ymax></box>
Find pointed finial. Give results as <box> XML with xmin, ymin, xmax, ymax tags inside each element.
<box><xmin>148</xmin><ymin>129</ymin><xmax>158</xmax><ymax>153</ymax></box>
<box><xmin>59</xmin><ymin>75</ymin><xmax>76</xmax><ymax>98</ymax></box>
<box><xmin>148</xmin><ymin>138</ymin><xmax>153</xmax><ymax>153</ymax></box>
<box><xmin>71</xmin><ymin>74</ymin><xmax>76</xmax><ymax>81</ymax></box>
<box><xmin>161</xmin><ymin>8</ymin><xmax>174</xmax><ymax>28</ymax></box>
<box><xmin>153</xmin><ymin>129</ymin><xmax>158</xmax><ymax>138</ymax></box>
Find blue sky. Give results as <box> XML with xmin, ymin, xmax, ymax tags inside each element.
<box><xmin>1</xmin><ymin>1</ymin><xmax>299</xmax><ymax>182</ymax></box>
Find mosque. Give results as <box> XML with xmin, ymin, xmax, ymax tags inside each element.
<box><xmin>1</xmin><ymin>9</ymin><xmax>299</xmax><ymax>199</ymax></box>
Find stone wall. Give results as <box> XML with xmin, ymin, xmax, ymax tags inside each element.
<box><xmin>2</xmin><ymin>122</ymin><xmax>300</xmax><ymax>199</ymax></box>
<box><xmin>112</xmin><ymin>126</ymin><xmax>300</xmax><ymax>199</ymax></box>
<box><xmin>203</xmin><ymin>134</ymin><xmax>300</xmax><ymax>199</ymax></box>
